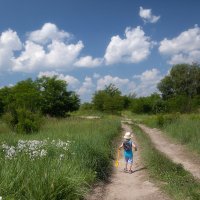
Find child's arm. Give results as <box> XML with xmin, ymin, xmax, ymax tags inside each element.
<box><xmin>132</xmin><ymin>142</ymin><xmax>138</xmax><ymax>151</ymax></box>
<box><xmin>118</xmin><ymin>143</ymin><xmax>123</xmax><ymax>150</ymax></box>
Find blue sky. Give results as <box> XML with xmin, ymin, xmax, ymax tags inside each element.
<box><xmin>0</xmin><ymin>0</ymin><xmax>200</xmax><ymax>101</ymax></box>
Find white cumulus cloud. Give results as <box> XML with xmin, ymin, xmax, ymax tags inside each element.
<box><xmin>28</xmin><ymin>23</ymin><xmax>71</xmax><ymax>44</ymax></box>
<box><xmin>77</xmin><ymin>77</ymin><xmax>94</xmax><ymax>96</ymax></box>
<box><xmin>0</xmin><ymin>29</ymin><xmax>22</xmax><ymax>70</ymax></box>
<box><xmin>74</xmin><ymin>56</ymin><xmax>103</xmax><ymax>68</ymax></box>
<box><xmin>104</xmin><ymin>26</ymin><xmax>153</xmax><ymax>65</ymax></box>
<box><xmin>12</xmin><ymin>40</ymin><xmax>84</xmax><ymax>72</ymax></box>
<box><xmin>159</xmin><ymin>25</ymin><xmax>200</xmax><ymax>64</ymax></box>
<box><xmin>139</xmin><ymin>7</ymin><xmax>160</xmax><ymax>23</ymax></box>
<box><xmin>133</xmin><ymin>68</ymin><xmax>163</xmax><ymax>96</ymax></box>
<box><xmin>0</xmin><ymin>23</ymin><xmax>85</xmax><ymax>72</ymax></box>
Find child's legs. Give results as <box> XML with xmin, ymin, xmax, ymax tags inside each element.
<box><xmin>124</xmin><ymin>157</ymin><xmax>129</xmax><ymax>170</ymax></box>
<box><xmin>128</xmin><ymin>157</ymin><xmax>133</xmax><ymax>171</ymax></box>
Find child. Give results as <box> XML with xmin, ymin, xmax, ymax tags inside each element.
<box><xmin>119</xmin><ymin>131</ymin><xmax>137</xmax><ymax>174</ymax></box>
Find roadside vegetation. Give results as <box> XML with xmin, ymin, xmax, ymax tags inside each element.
<box><xmin>126</xmin><ymin>113</ymin><xmax>200</xmax><ymax>155</ymax></box>
<box><xmin>0</xmin><ymin>116</ymin><xmax>121</xmax><ymax>199</ymax></box>
<box><xmin>132</xmin><ymin>124</ymin><xmax>200</xmax><ymax>200</ymax></box>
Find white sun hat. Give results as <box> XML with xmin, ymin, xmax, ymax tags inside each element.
<box><xmin>124</xmin><ymin>132</ymin><xmax>133</xmax><ymax>139</ymax></box>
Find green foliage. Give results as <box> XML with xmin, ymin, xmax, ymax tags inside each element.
<box><xmin>92</xmin><ymin>84</ymin><xmax>124</xmax><ymax>114</ymax></box>
<box><xmin>11</xmin><ymin>79</ymin><xmax>42</xmax><ymax>111</ymax></box>
<box><xmin>2</xmin><ymin>109</ymin><xmax>42</xmax><ymax>134</ymax></box>
<box><xmin>165</xmin><ymin>95</ymin><xmax>200</xmax><ymax>113</ymax></box>
<box><xmin>158</xmin><ymin>63</ymin><xmax>200</xmax><ymax>99</ymax></box>
<box><xmin>156</xmin><ymin>113</ymin><xmax>180</xmax><ymax>127</ymax></box>
<box><xmin>130</xmin><ymin>93</ymin><xmax>162</xmax><ymax>114</ymax></box>
<box><xmin>16</xmin><ymin>108</ymin><xmax>43</xmax><ymax>134</ymax></box>
<box><xmin>2</xmin><ymin>111</ymin><xmax>18</xmax><ymax>130</ymax></box>
<box><xmin>80</xmin><ymin>102</ymin><xmax>94</xmax><ymax>110</ymax></box>
<box><xmin>36</xmin><ymin>76</ymin><xmax>80</xmax><ymax>117</ymax></box>
<box><xmin>0</xmin><ymin>117</ymin><xmax>121</xmax><ymax>199</ymax></box>
<box><xmin>0</xmin><ymin>87</ymin><xmax>13</xmax><ymax>116</ymax></box>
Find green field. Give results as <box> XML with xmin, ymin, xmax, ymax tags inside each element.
<box><xmin>0</xmin><ymin>116</ymin><xmax>121</xmax><ymax>199</ymax></box>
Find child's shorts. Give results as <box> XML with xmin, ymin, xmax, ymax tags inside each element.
<box><xmin>125</xmin><ymin>156</ymin><xmax>133</xmax><ymax>164</ymax></box>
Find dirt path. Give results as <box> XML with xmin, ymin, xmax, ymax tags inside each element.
<box><xmin>87</xmin><ymin>122</ymin><xmax>170</xmax><ymax>200</ymax></box>
<box><xmin>139</xmin><ymin>124</ymin><xmax>200</xmax><ymax>180</ymax></box>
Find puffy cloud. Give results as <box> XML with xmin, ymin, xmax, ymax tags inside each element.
<box><xmin>13</xmin><ymin>41</ymin><xmax>46</xmax><ymax>72</ymax></box>
<box><xmin>0</xmin><ymin>29</ymin><xmax>22</xmax><ymax>70</ymax></box>
<box><xmin>159</xmin><ymin>25</ymin><xmax>200</xmax><ymax>64</ymax></box>
<box><xmin>0</xmin><ymin>23</ymin><xmax>84</xmax><ymax>72</ymax></box>
<box><xmin>104</xmin><ymin>26</ymin><xmax>153</xmax><ymax>65</ymax></box>
<box><xmin>74</xmin><ymin>56</ymin><xmax>103</xmax><ymax>68</ymax></box>
<box><xmin>77</xmin><ymin>77</ymin><xmax>94</xmax><ymax>96</ymax></box>
<box><xmin>28</xmin><ymin>23</ymin><xmax>71</xmax><ymax>44</ymax></box>
<box><xmin>38</xmin><ymin>71</ymin><xmax>80</xmax><ymax>89</ymax></box>
<box><xmin>133</xmin><ymin>68</ymin><xmax>163</xmax><ymax>96</ymax></box>
<box><xmin>139</xmin><ymin>7</ymin><xmax>160</xmax><ymax>23</ymax></box>
<box><xmin>45</xmin><ymin>40</ymin><xmax>84</xmax><ymax>68</ymax></box>
<box><xmin>12</xmin><ymin>40</ymin><xmax>84</xmax><ymax>72</ymax></box>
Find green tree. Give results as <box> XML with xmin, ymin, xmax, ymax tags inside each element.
<box><xmin>36</xmin><ymin>76</ymin><xmax>80</xmax><ymax>117</ymax></box>
<box><xmin>158</xmin><ymin>63</ymin><xmax>200</xmax><ymax>99</ymax></box>
<box><xmin>158</xmin><ymin>63</ymin><xmax>200</xmax><ymax>112</ymax></box>
<box><xmin>92</xmin><ymin>84</ymin><xmax>124</xmax><ymax>114</ymax></box>
<box><xmin>0</xmin><ymin>86</ymin><xmax>12</xmax><ymax>115</ymax></box>
<box><xmin>1</xmin><ymin>79</ymin><xmax>42</xmax><ymax>133</ymax></box>
<box><xmin>11</xmin><ymin>79</ymin><xmax>41</xmax><ymax>111</ymax></box>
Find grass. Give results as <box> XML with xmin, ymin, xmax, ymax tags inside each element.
<box><xmin>0</xmin><ymin>116</ymin><xmax>121</xmax><ymax>200</ymax></box>
<box><xmin>132</xmin><ymin>124</ymin><xmax>200</xmax><ymax>200</ymax></box>
<box><xmin>124</xmin><ymin>111</ymin><xmax>200</xmax><ymax>155</ymax></box>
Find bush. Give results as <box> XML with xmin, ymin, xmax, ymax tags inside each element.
<box><xmin>156</xmin><ymin>113</ymin><xmax>180</xmax><ymax>127</ymax></box>
<box><xmin>2</xmin><ymin>111</ymin><xmax>18</xmax><ymax>130</ymax></box>
<box><xmin>16</xmin><ymin>109</ymin><xmax>43</xmax><ymax>134</ymax></box>
<box><xmin>2</xmin><ymin>109</ymin><xmax>43</xmax><ymax>134</ymax></box>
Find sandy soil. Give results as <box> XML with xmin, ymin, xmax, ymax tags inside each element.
<box><xmin>139</xmin><ymin>124</ymin><xmax>200</xmax><ymax>180</ymax></box>
<box><xmin>87</xmin><ymin>122</ymin><xmax>170</xmax><ymax>200</ymax></box>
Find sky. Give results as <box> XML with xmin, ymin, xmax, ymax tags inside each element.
<box><xmin>0</xmin><ymin>0</ymin><xmax>200</xmax><ymax>102</ymax></box>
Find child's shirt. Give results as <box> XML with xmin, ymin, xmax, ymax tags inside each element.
<box><xmin>123</xmin><ymin>140</ymin><xmax>133</xmax><ymax>158</ymax></box>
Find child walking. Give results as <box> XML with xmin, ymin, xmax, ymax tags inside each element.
<box><xmin>119</xmin><ymin>131</ymin><xmax>137</xmax><ymax>174</ymax></box>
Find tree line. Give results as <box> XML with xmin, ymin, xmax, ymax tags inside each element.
<box><xmin>83</xmin><ymin>63</ymin><xmax>200</xmax><ymax>114</ymax></box>
<box><xmin>1</xmin><ymin>63</ymin><xmax>199</xmax><ymax>133</ymax></box>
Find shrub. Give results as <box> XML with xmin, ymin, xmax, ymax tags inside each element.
<box><xmin>2</xmin><ymin>111</ymin><xmax>18</xmax><ymax>130</ymax></box>
<box><xmin>16</xmin><ymin>108</ymin><xmax>43</xmax><ymax>134</ymax></box>
<box><xmin>156</xmin><ymin>113</ymin><xmax>180</xmax><ymax>127</ymax></box>
<box><xmin>2</xmin><ymin>109</ymin><xmax>43</xmax><ymax>134</ymax></box>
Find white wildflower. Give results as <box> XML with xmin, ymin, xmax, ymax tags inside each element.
<box><xmin>40</xmin><ymin>149</ymin><xmax>47</xmax><ymax>157</ymax></box>
<box><xmin>59</xmin><ymin>154</ymin><xmax>64</xmax><ymax>160</ymax></box>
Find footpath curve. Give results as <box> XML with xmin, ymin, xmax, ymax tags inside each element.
<box><xmin>139</xmin><ymin>124</ymin><xmax>200</xmax><ymax>180</ymax></box>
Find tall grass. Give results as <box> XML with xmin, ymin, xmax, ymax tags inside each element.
<box><xmin>164</xmin><ymin>115</ymin><xmax>200</xmax><ymax>154</ymax></box>
<box><xmin>0</xmin><ymin>117</ymin><xmax>121</xmax><ymax>199</ymax></box>
<box><xmin>132</xmin><ymin>124</ymin><xmax>200</xmax><ymax>200</ymax></box>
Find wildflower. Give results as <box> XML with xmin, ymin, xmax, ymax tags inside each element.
<box><xmin>40</xmin><ymin>149</ymin><xmax>47</xmax><ymax>157</ymax></box>
<box><xmin>59</xmin><ymin>154</ymin><xmax>64</xmax><ymax>160</ymax></box>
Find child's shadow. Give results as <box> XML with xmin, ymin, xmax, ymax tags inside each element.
<box><xmin>130</xmin><ymin>167</ymin><xmax>147</xmax><ymax>174</ymax></box>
